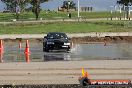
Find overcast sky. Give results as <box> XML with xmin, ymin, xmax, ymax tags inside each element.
<box><xmin>0</xmin><ymin>0</ymin><xmax>117</xmax><ymax>11</ymax></box>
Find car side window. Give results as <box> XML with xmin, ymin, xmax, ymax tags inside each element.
<box><xmin>47</xmin><ymin>34</ymin><xmax>54</xmax><ymax>39</ymax></box>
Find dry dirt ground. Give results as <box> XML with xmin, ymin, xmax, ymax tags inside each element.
<box><xmin>71</xmin><ymin>36</ymin><xmax>132</xmax><ymax>43</ymax></box>
<box><xmin>0</xmin><ymin>60</ymin><xmax>132</xmax><ymax>85</ymax></box>
<box><xmin>3</xmin><ymin>36</ymin><xmax>132</xmax><ymax>44</ymax></box>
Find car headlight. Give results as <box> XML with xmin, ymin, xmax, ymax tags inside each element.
<box><xmin>47</xmin><ymin>42</ymin><xmax>54</xmax><ymax>44</ymax></box>
<box><xmin>64</xmin><ymin>43</ymin><xmax>70</xmax><ymax>45</ymax></box>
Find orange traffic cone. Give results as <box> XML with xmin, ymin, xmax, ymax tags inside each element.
<box><xmin>25</xmin><ymin>53</ymin><xmax>30</xmax><ymax>63</ymax></box>
<box><xmin>0</xmin><ymin>40</ymin><xmax>4</xmax><ymax>53</ymax></box>
<box><xmin>104</xmin><ymin>41</ymin><xmax>107</xmax><ymax>46</ymax></box>
<box><xmin>24</xmin><ymin>40</ymin><xmax>30</xmax><ymax>54</ymax></box>
<box><xmin>19</xmin><ymin>41</ymin><xmax>22</xmax><ymax>50</ymax></box>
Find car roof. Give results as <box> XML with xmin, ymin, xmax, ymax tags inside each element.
<box><xmin>47</xmin><ymin>32</ymin><xmax>66</xmax><ymax>34</ymax></box>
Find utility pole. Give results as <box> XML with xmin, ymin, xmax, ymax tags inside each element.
<box><xmin>78</xmin><ymin>0</ymin><xmax>80</xmax><ymax>18</ymax></box>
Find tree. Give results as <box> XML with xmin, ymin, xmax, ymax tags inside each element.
<box><xmin>30</xmin><ymin>0</ymin><xmax>48</xmax><ymax>20</ymax></box>
<box><xmin>1</xmin><ymin>0</ymin><xmax>29</xmax><ymax>20</ymax></box>
<box><xmin>1</xmin><ymin>0</ymin><xmax>29</xmax><ymax>12</ymax></box>
<box><xmin>2</xmin><ymin>0</ymin><xmax>49</xmax><ymax>20</ymax></box>
<box><xmin>117</xmin><ymin>0</ymin><xmax>132</xmax><ymax>6</ymax></box>
<box><xmin>117</xmin><ymin>0</ymin><xmax>132</xmax><ymax>18</ymax></box>
<box><xmin>62</xmin><ymin>0</ymin><xmax>76</xmax><ymax>12</ymax></box>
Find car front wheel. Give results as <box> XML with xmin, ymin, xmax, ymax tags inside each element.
<box><xmin>45</xmin><ymin>46</ymin><xmax>49</xmax><ymax>52</ymax></box>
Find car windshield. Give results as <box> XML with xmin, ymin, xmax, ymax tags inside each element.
<box><xmin>47</xmin><ymin>33</ymin><xmax>67</xmax><ymax>39</ymax></box>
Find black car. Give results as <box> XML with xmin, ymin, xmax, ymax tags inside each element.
<box><xmin>43</xmin><ymin>32</ymin><xmax>71</xmax><ymax>52</ymax></box>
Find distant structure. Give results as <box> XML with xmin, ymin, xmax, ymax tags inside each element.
<box><xmin>110</xmin><ymin>5</ymin><xmax>132</xmax><ymax>20</ymax></box>
<box><xmin>58</xmin><ymin>6</ymin><xmax>94</xmax><ymax>12</ymax></box>
<box><xmin>58</xmin><ymin>7</ymin><xmax>76</xmax><ymax>12</ymax></box>
<box><xmin>80</xmin><ymin>7</ymin><xmax>94</xmax><ymax>12</ymax></box>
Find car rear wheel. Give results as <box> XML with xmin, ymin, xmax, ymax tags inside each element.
<box><xmin>45</xmin><ymin>49</ymin><xmax>49</xmax><ymax>52</ymax></box>
<box><xmin>43</xmin><ymin>47</ymin><xmax>49</xmax><ymax>52</ymax></box>
<box><xmin>45</xmin><ymin>47</ymin><xmax>49</xmax><ymax>52</ymax></box>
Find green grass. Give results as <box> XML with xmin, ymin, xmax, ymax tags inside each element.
<box><xmin>0</xmin><ymin>11</ymin><xmax>131</xmax><ymax>34</ymax></box>
<box><xmin>0</xmin><ymin>11</ymin><xmax>124</xmax><ymax>21</ymax></box>
<box><xmin>0</xmin><ymin>21</ymin><xmax>132</xmax><ymax>34</ymax></box>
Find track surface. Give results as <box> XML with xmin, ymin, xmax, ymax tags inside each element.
<box><xmin>0</xmin><ymin>60</ymin><xmax>132</xmax><ymax>85</ymax></box>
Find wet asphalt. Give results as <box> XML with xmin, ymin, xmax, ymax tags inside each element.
<box><xmin>1</xmin><ymin>42</ymin><xmax>132</xmax><ymax>63</ymax></box>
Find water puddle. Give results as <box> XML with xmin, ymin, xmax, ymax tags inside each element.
<box><xmin>0</xmin><ymin>41</ymin><xmax>132</xmax><ymax>62</ymax></box>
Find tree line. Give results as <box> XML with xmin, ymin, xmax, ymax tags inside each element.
<box><xmin>1</xmin><ymin>0</ymin><xmax>132</xmax><ymax>20</ymax></box>
<box><xmin>117</xmin><ymin>0</ymin><xmax>132</xmax><ymax>18</ymax></box>
<box><xmin>1</xmin><ymin>0</ymin><xmax>76</xmax><ymax>20</ymax></box>
<box><xmin>1</xmin><ymin>0</ymin><xmax>49</xmax><ymax>20</ymax></box>
<box><xmin>117</xmin><ymin>0</ymin><xmax>132</xmax><ymax>6</ymax></box>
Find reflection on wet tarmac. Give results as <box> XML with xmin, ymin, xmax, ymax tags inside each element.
<box><xmin>43</xmin><ymin>52</ymin><xmax>71</xmax><ymax>61</ymax></box>
<box><xmin>0</xmin><ymin>53</ymin><xmax>3</xmax><ymax>63</ymax></box>
<box><xmin>1</xmin><ymin>41</ymin><xmax>132</xmax><ymax>62</ymax></box>
<box><xmin>25</xmin><ymin>53</ymin><xmax>30</xmax><ymax>63</ymax></box>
